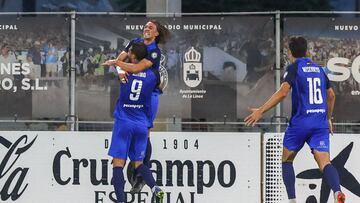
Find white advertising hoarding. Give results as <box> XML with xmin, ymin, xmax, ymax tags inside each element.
<box><xmin>263</xmin><ymin>133</ymin><xmax>360</xmax><ymax>203</ymax></box>
<box><xmin>0</xmin><ymin>132</ymin><xmax>261</xmax><ymax>203</ymax></box>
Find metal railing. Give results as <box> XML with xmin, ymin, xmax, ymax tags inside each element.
<box><xmin>0</xmin><ymin>11</ymin><xmax>359</xmax><ymax>132</ymax></box>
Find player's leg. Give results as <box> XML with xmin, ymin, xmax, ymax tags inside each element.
<box><xmin>112</xmin><ymin>158</ymin><xmax>127</xmax><ymax>203</ymax></box>
<box><xmin>130</xmin><ymin>130</ymin><xmax>152</xmax><ymax>193</ymax></box>
<box><xmin>309</xmin><ymin>129</ymin><xmax>345</xmax><ymax>203</ymax></box>
<box><xmin>134</xmin><ymin>161</ymin><xmax>164</xmax><ymax>203</ymax></box>
<box><xmin>143</xmin><ymin>130</ymin><xmax>153</xmax><ymax>173</ymax></box>
<box><xmin>282</xmin><ymin>147</ymin><xmax>298</xmax><ymax>202</ymax></box>
<box><xmin>131</xmin><ymin>92</ymin><xmax>159</xmax><ymax>192</ymax></box>
<box><xmin>126</xmin><ymin>161</ymin><xmax>136</xmax><ymax>187</ymax></box>
<box><xmin>145</xmin><ymin>92</ymin><xmax>159</xmax><ymax>166</ymax></box>
<box><xmin>129</xmin><ymin>124</ymin><xmax>164</xmax><ymax>203</ymax></box>
<box><xmin>108</xmin><ymin>119</ymin><xmax>132</xmax><ymax>203</ymax></box>
<box><xmin>282</xmin><ymin>127</ymin><xmax>307</xmax><ymax>202</ymax></box>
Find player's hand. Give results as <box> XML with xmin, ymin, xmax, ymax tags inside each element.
<box><xmin>102</xmin><ymin>59</ymin><xmax>116</xmax><ymax>66</ymax></box>
<box><xmin>119</xmin><ymin>72</ymin><xmax>128</xmax><ymax>83</ymax></box>
<box><xmin>244</xmin><ymin>107</ymin><xmax>263</xmax><ymax>127</ymax></box>
<box><xmin>328</xmin><ymin>119</ymin><xmax>334</xmax><ymax>136</ymax></box>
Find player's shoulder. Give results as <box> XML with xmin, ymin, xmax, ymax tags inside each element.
<box><xmin>146</xmin><ymin>41</ymin><xmax>160</xmax><ymax>51</ymax></box>
<box><xmin>132</xmin><ymin>37</ymin><xmax>143</xmax><ymax>43</ymax></box>
<box><xmin>282</xmin><ymin>61</ymin><xmax>300</xmax><ymax>82</ymax></box>
<box><xmin>285</xmin><ymin>62</ymin><xmax>298</xmax><ymax>72</ymax></box>
<box><xmin>147</xmin><ymin>46</ymin><xmax>161</xmax><ymax>61</ymax></box>
<box><xmin>126</xmin><ymin>38</ymin><xmax>143</xmax><ymax>47</ymax></box>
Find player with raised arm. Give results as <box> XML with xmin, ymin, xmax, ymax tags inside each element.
<box><xmin>108</xmin><ymin>42</ymin><xmax>164</xmax><ymax>203</ymax></box>
<box><xmin>244</xmin><ymin>37</ymin><xmax>345</xmax><ymax>203</ymax></box>
<box><xmin>104</xmin><ymin>20</ymin><xmax>170</xmax><ymax>193</ymax></box>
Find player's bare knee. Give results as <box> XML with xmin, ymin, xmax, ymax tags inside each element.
<box><xmin>112</xmin><ymin>158</ymin><xmax>126</xmax><ymax>168</ymax></box>
<box><xmin>316</xmin><ymin>157</ymin><xmax>331</xmax><ymax>171</ymax></box>
<box><xmin>134</xmin><ymin>161</ymin><xmax>144</xmax><ymax>169</ymax></box>
<box><xmin>282</xmin><ymin>157</ymin><xmax>294</xmax><ymax>162</ymax></box>
<box><xmin>316</xmin><ymin>159</ymin><xmax>331</xmax><ymax>172</ymax></box>
<box><xmin>313</xmin><ymin>150</ymin><xmax>331</xmax><ymax>171</ymax></box>
<box><xmin>282</xmin><ymin>148</ymin><xmax>297</xmax><ymax>162</ymax></box>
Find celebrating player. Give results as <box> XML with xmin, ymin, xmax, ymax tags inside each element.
<box><xmin>104</xmin><ymin>20</ymin><xmax>170</xmax><ymax>193</ymax></box>
<box><xmin>107</xmin><ymin>42</ymin><xmax>164</xmax><ymax>203</ymax></box>
<box><xmin>244</xmin><ymin>37</ymin><xmax>345</xmax><ymax>203</ymax></box>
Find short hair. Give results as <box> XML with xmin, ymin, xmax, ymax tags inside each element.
<box><xmin>129</xmin><ymin>42</ymin><xmax>148</xmax><ymax>61</ymax></box>
<box><xmin>288</xmin><ymin>36</ymin><xmax>307</xmax><ymax>58</ymax></box>
<box><xmin>1</xmin><ymin>43</ymin><xmax>9</xmax><ymax>49</ymax></box>
<box><xmin>149</xmin><ymin>20</ymin><xmax>170</xmax><ymax>44</ymax></box>
<box><xmin>223</xmin><ymin>61</ymin><xmax>236</xmax><ymax>70</ymax></box>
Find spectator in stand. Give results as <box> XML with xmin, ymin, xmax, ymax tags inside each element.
<box><xmin>26</xmin><ymin>54</ymin><xmax>41</xmax><ymax>80</ymax></box>
<box><xmin>0</xmin><ymin>43</ymin><xmax>17</xmax><ymax>80</ymax></box>
<box><xmin>44</xmin><ymin>39</ymin><xmax>58</xmax><ymax>78</ymax></box>
<box><xmin>27</xmin><ymin>40</ymin><xmax>42</xmax><ymax>66</ymax></box>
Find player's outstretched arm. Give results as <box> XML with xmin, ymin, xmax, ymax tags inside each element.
<box><xmin>116</xmin><ymin>51</ymin><xmax>128</xmax><ymax>62</ymax></box>
<box><xmin>102</xmin><ymin>59</ymin><xmax>153</xmax><ymax>74</ymax></box>
<box><xmin>244</xmin><ymin>82</ymin><xmax>291</xmax><ymax>127</ymax></box>
<box><xmin>327</xmin><ymin>88</ymin><xmax>336</xmax><ymax>135</ymax></box>
<box><xmin>115</xmin><ymin>51</ymin><xmax>129</xmax><ymax>82</ymax></box>
<box><xmin>113</xmin><ymin>59</ymin><xmax>153</xmax><ymax>74</ymax></box>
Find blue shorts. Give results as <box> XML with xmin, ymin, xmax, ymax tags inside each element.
<box><xmin>148</xmin><ymin>92</ymin><xmax>159</xmax><ymax>129</ymax></box>
<box><xmin>108</xmin><ymin>119</ymin><xmax>148</xmax><ymax>161</ymax></box>
<box><xmin>283</xmin><ymin>127</ymin><xmax>330</xmax><ymax>152</ymax></box>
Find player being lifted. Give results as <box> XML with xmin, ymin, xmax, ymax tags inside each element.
<box><xmin>245</xmin><ymin>37</ymin><xmax>345</xmax><ymax>203</ymax></box>
<box><xmin>104</xmin><ymin>20</ymin><xmax>170</xmax><ymax>193</ymax></box>
<box><xmin>107</xmin><ymin>42</ymin><xmax>164</xmax><ymax>203</ymax></box>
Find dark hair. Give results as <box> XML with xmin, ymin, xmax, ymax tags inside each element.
<box><xmin>1</xmin><ymin>43</ymin><xmax>9</xmax><ymax>49</ymax></box>
<box><xmin>129</xmin><ymin>42</ymin><xmax>148</xmax><ymax>61</ymax></box>
<box><xmin>223</xmin><ymin>61</ymin><xmax>236</xmax><ymax>70</ymax></box>
<box><xmin>150</xmin><ymin>20</ymin><xmax>170</xmax><ymax>44</ymax></box>
<box><xmin>288</xmin><ymin>36</ymin><xmax>307</xmax><ymax>58</ymax></box>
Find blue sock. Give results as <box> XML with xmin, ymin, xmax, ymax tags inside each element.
<box><xmin>113</xmin><ymin>167</ymin><xmax>125</xmax><ymax>202</ymax></box>
<box><xmin>282</xmin><ymin>162</ymin><xmax>296</xmax><ymax>199</ymax></box>
<box><xmin>143</xmin><ymin>138</ymin><xmax>152</xmax><ymax>168</ymax></box>
<box><xmin>135</xmin><ymin>138</ymin><xmax>152</xmax><ymax>178</ymax></box>
<box><xmin>136</xmin><ymin>164</ymin><xmax>156</xmax><ymax>189</ymax></box>
<box><xmin>323</xmin><ymin>164</ymin><xmax>341</xmax><ymax>193</ymax></box>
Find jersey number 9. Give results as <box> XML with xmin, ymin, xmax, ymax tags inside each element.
<box><xmin>130</xmin><ymin>79</ymin><xmax>143</xmax><ymax>101</ymax></box>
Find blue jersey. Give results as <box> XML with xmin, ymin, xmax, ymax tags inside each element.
<box><xmin>125</xmin><ymin>38</ymin><xmax>161</xmax><ymax>93</ymax></box>
<box><xmin>283</xmin><ymin>58</ymin><xmax>331</xmax><ymax>129</ymax></box>
<box><xmin>113</xmin><ymin>68</ymin><xmax>158</xmax><ymax>126</ymax></box>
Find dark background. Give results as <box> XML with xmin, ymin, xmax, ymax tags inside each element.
<box><xmin>0</xmin><ymin>0</ymin><xmax>359</xmax><ymax>12</ymax></box>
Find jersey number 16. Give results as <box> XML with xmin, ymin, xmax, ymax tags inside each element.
<box><xmin>307</xmin><ymin>77</ymin><xmax>323</xmax><ymax>104</ymax></box>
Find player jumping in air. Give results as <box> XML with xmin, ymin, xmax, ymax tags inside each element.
<box><xmin>107</xmin><ymin>42</ymin><xmax>164</xmax><ymax>203</ymax></box>
<box><xmin>244</xmin><ymin>37</ymin><xmax>345</xmax><ymax>203</ymax></box>
<box><xmin>104</xmin><ymin>20</ymin><xmax>170</xmax><ymax>193</ymax></box>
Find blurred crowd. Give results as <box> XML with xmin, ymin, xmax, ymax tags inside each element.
<box><xmin>160</xmin><ymin>23</ymin><xmax>276</xmax><ymax>87</ymax></box>
<box><xmin>75</xmin><ymin>41</ymin><xmax>129</xmax><ymax>91</ymax></box>
<box><xmin>283</xmin><ymin>36</ymin><xmax>360</xmax><ymax>95</ymax></box>
<box><xmin>0</xmin><ymin>28</ymin><xmax>69</xmax><ymax>82</ymax></box>
<box><xmin>284</xmin><ymin>36</ymin><xmax>360</xmax><ymax>66</ymax></box>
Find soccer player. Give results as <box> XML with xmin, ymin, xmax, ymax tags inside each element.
<box><xmin>107</xmin><ymin>42</ymin><xmax>164</xmax><ymax>203</ymax></box>
<box><xmin>244</xmin><ymin>37</ymin><xmax>345</xmax><ymax>203</ymax></box>
<box><xmin>104</xmin><ymin>20</ymin><xmax>170</xmax><ymax>193</ymax></box>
